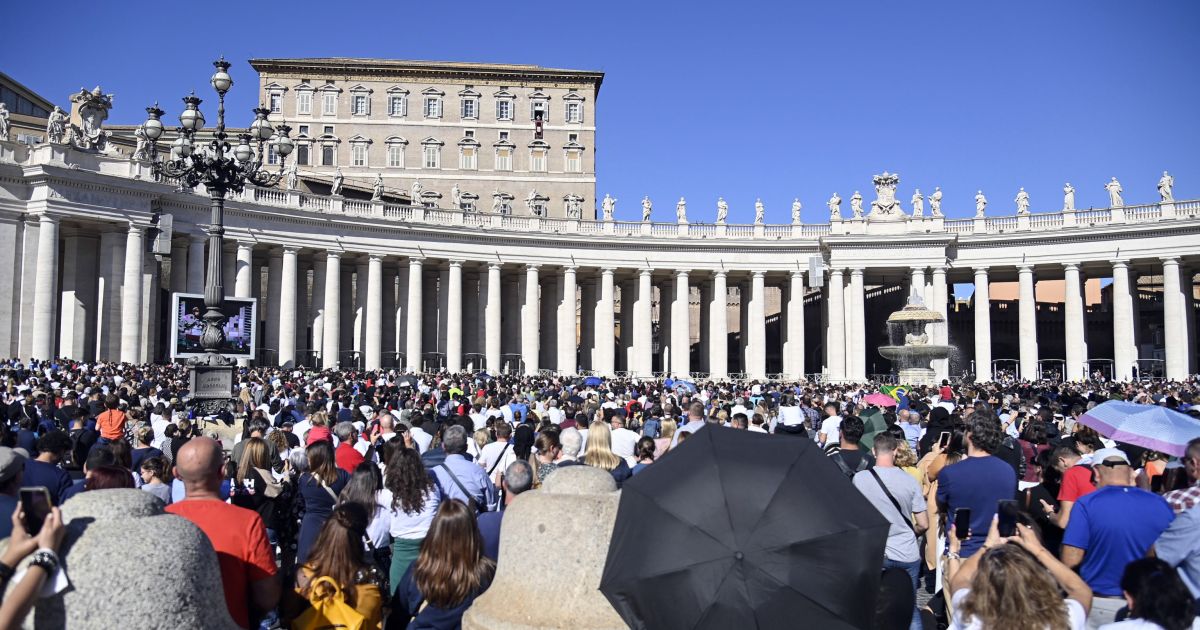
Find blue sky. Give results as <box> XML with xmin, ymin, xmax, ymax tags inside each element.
<box><xmin>3</xmin><ymin>1</ymin><xmax>1197</xmax><ymax>224</ymax></box>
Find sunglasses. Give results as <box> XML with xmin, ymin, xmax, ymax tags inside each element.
<box><xmin>1095</xmin><ymin>460</ymin><xmax>1128</xmax><ymax>468</ymax></box>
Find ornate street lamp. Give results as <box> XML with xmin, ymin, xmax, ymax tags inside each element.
<box><xmin>141</xmin><ymin>56</ymin><xmax>293</xmax><ymax>413</ymax></box>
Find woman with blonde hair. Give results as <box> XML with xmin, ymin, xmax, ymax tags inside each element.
<box><xmin>230</xmin><ymin>437</ymin><xmax>279</xmax><ymax>536</ymax></box>
<box><xmin>654</xmin><ymin>417</ymin><xmax>678</xmax><ymax>457</ymax></box>
<box><xmin>583</xmin><ymin>421</ymin><xmax>632</xmax><ymax>487</ymax></box>
<box><xmin>947</xmin><ymin>517</ymin><xmax>1091</xmax><ymax>630</ymax></box>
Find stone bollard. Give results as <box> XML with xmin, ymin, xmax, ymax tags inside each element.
<box><xmin>1</xmin><ymin>489</ymin><xmax>238</xmax><ymax>629</ymax></box>
<box><xmin>463</xmin><ymin>466</ymin><xmax>627</xmax><ymax>630</ymax></box>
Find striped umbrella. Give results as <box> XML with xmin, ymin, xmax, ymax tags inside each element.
<box><xmin>1078</xmin><ymin>400</ymin><xmax>1200</xmax><ymax>457</ymax></box>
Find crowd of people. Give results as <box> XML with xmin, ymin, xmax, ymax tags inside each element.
<box><xmin>0</xmin><ymin>356</ymin><xmax>1197</xmax><ymax>629</ymax></box>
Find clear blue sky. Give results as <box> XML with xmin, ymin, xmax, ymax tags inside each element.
<box><xmin>3</xmin><ymin>1</ymin><xmax>1198</xmax><ymax>223</ymax></box>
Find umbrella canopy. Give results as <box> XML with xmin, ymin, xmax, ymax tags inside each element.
<box><xmin>672</xmin><ymin>381</ymin><xmax>698</xmax><ymax>395</ymax></box>
<box><xmin>396</xmin><ymin>375</ymin><xmax>419</xmax><ymax>388</ymax></box>
<box><xmin>1078</xmin><ymin>400</ymin><xmax>1200</xmax><ymax>457</ymax></box>
<box><xmin>859</xmin><ymin>407</ymin><xmax>889</xmax><ymax>450</ymax></box>
<box><xmin>862</xmin><ymin>392</ymin><xmax>898</xmax><ymax>408</ymax></box>
<box><xmin>600</xmin><ymin>425</ymin><xmax>889</xmax><ymax>630</ymax></box>
<box><xmin>583</xmin><ymin>376</ymin><xmax>603</xmax><ymax>387</ymax></box>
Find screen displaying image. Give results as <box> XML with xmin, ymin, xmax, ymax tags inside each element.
<box><xmin>170</xmin><ymin>293</ymin><xmax>257</xmax><ymax>359</ymax></box>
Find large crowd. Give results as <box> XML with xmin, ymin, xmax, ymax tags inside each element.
<box><xmin>0</xmin><ymin>357</ymin><xmax>1197</xmax><ymax>630</ymax></box>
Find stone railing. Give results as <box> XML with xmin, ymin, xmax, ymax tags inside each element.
<box><xmin>12</xmin><ymin>142</ymin><xmax>1197</xmax><ymax>241</ymax></box>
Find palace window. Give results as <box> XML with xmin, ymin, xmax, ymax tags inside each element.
<box><xmin>497</xmin><ymin>99</ymin><xmax>511</xmax><ymax>120</ymax></box>
<box><xmin>389</xmin><ymin>95</ymin><xmax>406</xmax><ymax>116</ymax></box>
<box><xmin>267</xmin><ymin>144</ymin><xmax>280</xmax><ymax>165</ymax></box>
<box><xmin>269</xmin><ymin>93</ymin><xmax>282</xmax><ymax>114</ymax></box>
<box><xmin>296</xmin><ymin>91</ymin><xmax>312</xmax><ymax>115</ymax></box>
<box><xmin>352</xmin><ymin>144</ymin><xmax>368</xmax><ymax>167</ymax></box>
<box><xmin>495</xmin><ymin>147</ymin><xmax>512</xmax><ymax>171</ymax></box>
<box><xmin>423</xmin><ymin>96</ymin><xmax>442</xmax><ymax>119</ymax></box>
<box><xmin>352</xmin><ymin>95</ymin><xmax>368</xmax><ymax>115</ymax></box>
<box><xmin>387</xmin><ymin>144</ymin><xmax>404</xmax><ymax>168</ymax></box>
<box><xmin>565</xmin><ymin>102</ymin><xmax>581</xmax><ymax>123</ymax></box>
<box><xmin>461</xmin><ymin>98</ymin><xmax>477</xmax><ymax>120</ymax></box>
<box><xmin>460</xmin><ymin>146</ymin><xmax>477</xmax><ymax>170</ymax></box>
<box><xmin>321</xmin><ymin>145</ymin><xmax>335</xmax><ymax>166</ymax></box>
<box><xmin>529</xmin><ymin>144</ymin><xmax>548</xmax><ymax>172</ymax></box>
<box><xmin>423</xmin><ymin>144</ymin><xmax>440</xmax><ymax>169</ymax></box>
<box><xmin>295</xmin><ymin>144</ymin><xmax>309</xmax><ymax>166</ymax></box>
<box><xmin>565</xmin><ymin>149</ymin><xmax>582</xmax><ymax>173</ymax></box>
<box><xmin>322</xmin><ymin>92</ymin><xmax>337</xmax><ymax>116</ymax></box>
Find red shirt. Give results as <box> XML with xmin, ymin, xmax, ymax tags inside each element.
<box><xmin>1058</xmin><ymin>464</ymin><xmax>1097</xmax><ymax>503</ymax></box>
<box><xmin>166</xmin><ymin>499</ymin><xmax>276</xmax><ymax>629</ymax></box>
<box><xmin>335</xmin><ymin>442</ymin><xmax>365</xmax><ymax>474</ymax></box>
<box><xmin>96</xmin><ymin>408</ymin><xmax>127</xmax><ymax>440</ymax></box>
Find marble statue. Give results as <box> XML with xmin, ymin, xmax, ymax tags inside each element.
<box><xmin>451</xmin><ymin>183</ymin><xmax>462</xmax><ymax>208</ymax></box>
<box><xmin>601</xmin><ymin>193</ymin><xmax>616</xmax><ymax>221</ymax></box>
<box><xmin>1158</xmin><ymin>171</ymin><xmax>1175</xmax><ymax>202</ymax></box>
<box><xmin>132</xmin><ymin>126</ymin><xmax>149</xmax><ymax>161</ymax></box>
<box><xmin>911</xmin><ymin>189</ymin><xmax>924</xmax><ymax>217</ymax></box>
<box><xmin>715</xmin><ymin>197</ymin><xmax>728</xmax><ymax>223</ymax></box>
<box><xmin>828</xmin><ymin>192</ymin><xmax>843</xmax><ymax>220</ymax></box>
<box><xmin>0</xmin><ymin>102</ymin><xmax>9</xmax><ymax>142</ymax></box>
<box><xmin>411</xmin><ymin>179</ymin><xmax>423</xmax><ymax>202</ymax></box>
<box><xmin>1015</xmin><ymin>187</ymin><xmax>1030</xmax><ymax>215</ymax></box>
<box><xmin>566</xmin><ymin>195</ymin><xmax>582</xmax><ymax>219</ymax></box>
<box><xmin>285</xmin><ymin>163</ymin><xmax>298</xmax><ymax>191</ymax></box>
<box><xmin>372</xmin><ymin>174</ymin><xmax>385</xmax><ymax>201</ymax></box>
<box><xmin>850</xmin><ymin>191</ymin><xmax>864</xmax><ymax>218</ymax></box>
<box><xmin>676</xmin><ymin>197</ymin><xmax>687</xmax><ymax>223</ymax></box>
<box><xmin>905</xmin><ymin>332</ymin><xmax>929</xmax><ymax>346</ymax></box>
<box><xmin>46</xmin><ymin>106</ymin><xmax>68</xmax><ymax>144</ymax></box>
<box><xmin>1063</xmin><ymin>183</ymin><xmax>1075</xmax><ymax>211</ymax></box>
<box><xmin>754</xmin><ymin>198</ymin><xmax>765</xmax><ymax>224</ymax></box>
<box><xmin>69</xmin><ymin>86</ymin><xmax>114</xmax><ymax>151</ymax></box>
<box><xmin>929</xmin><ymin>186</ymin><xmax>943</xmax><ymax>217</ymax></box>
<box><xmin>975</xmin><ymin>190</ymin><xmax>987</xmax><ymax>217</ymax></box>
<box><xmin>1105</xmin><ymin>177</ymin><xmax>1123</xmax><ymax>207</ymax></box>
<box><xmin>527</xmin><ymin>188</ymin><xmax>540</xmax><ymax>214</ymax></box>
<box><xmin>641</xmin><ymin>196</ymin><xmax>652</xmax><ymax>222</ymax></box>
<box><xmin>868</xmin><ymin>172</ymin><xmax>905</xmax><ymax>219</ymax></box>
<box><xmin>791</xmin><ymin>198</ymin><xmax>802</xmax><ymax>224</ymax></box>
<box><xmin>331</xmin><ymin>166</ymin><xmax>344</xmax><ymax>196</ymax></box>
<box><xmin>492</xmin><ymin>189</ymin><xmax>504</xmax><ymax>213</ymax></box>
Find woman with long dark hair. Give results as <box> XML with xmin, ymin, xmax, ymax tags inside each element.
<box><xmin>296</xmin><ymin>440</ymin><xmax>351</xmax><ymax>565</ymax></box>
<box><xmin>1102</xmin><ymin>558</ymin><xmax>1197</xmax><ymax>630</ymax></box>
<box><xmin>286</xmin><ymin>503</ymin><xmax>384</xmax><ymax>629</ymax></box>
<box><xmin>389</xmin><ymin>500</ymin><xmax>495</xmax><ymax>630</ymax></box>
<box><xmin>339</xmin><ymin>463</ymin><xmax>391</xmax><ymax>583</ymax></box>
<box><xmin>381</xmin><ymin>447</ymin><xmax>441</xmax><ymax>592</ymax></box>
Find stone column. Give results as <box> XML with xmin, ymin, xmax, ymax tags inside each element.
<box><xmin>382</xmin><ymin>265</ymin><xmax>398</xmax><ymax>366</ymax></box>
<box><xmin>59</xmin><ymin>234</ymin><xmax>99</xmax><ymax>361</ymax></box>
<box><xmin>120</xmin><ymin>223</ymin><xmax>145</xmax><ymax>364</ymax></box>
<box><xmin>186</xmin><ymin>233</ymin><xmax>206</xmax><ymax>294</ymax></box>
<box><xmin>1162</xmin><ymin>257</ymin><xmax>1189</xmax><ymax>380</ymax></box>
<box><xmin>1062</xmin><ymin>263</ymin><xmax>1086</xmax><ymax>381</ymax></box>
<box><xmin>521</xmin><ymin>264</ymin><xmax>540</xmax><ymax>375</ymax></box>
<box><xmin>1111</xmin><ymin>260</ymin><xmax>1134</xmax><ymax>381</ymax></box>
<box><xmin>277</xmin><ymin>247</ymin><xmax>299</xmax><ymax>368</ymax></box>
<box><xmin>1017</xmin><ymin>265</ymin><xmax>1039</xmax><ymax>381</ymax></box>
<box><xmin>671</xmin><ymin>270</ymin><xmax>691</xmax><ymax>378</ymax></box>
<box><xmin>234</xmin><ymin>242</ymin><xmax>254</xmax><ymax>298</ymax></box>
<box><xmin>406</xmin><ymin>258</ymin><xmax>424</xmax><ymax>372</ymax></box>
<box><xmin>579</xmin><ymin>277</ymin><xmax>596</xmax><ymax>371</ymax></box>
<box><xmin>595</xmin><ymin>268</ymin><xmax>616</xmax><ymax>376</ymax></box>
<box><xmin>973</xmin><ymin>267</ymin><xmax>992</xmax><ymax>382</ymax></box>
<box><xmin>222</xmin><ymin>242</ymin><xmax>236</xmax><ymax>294</ymax></box>
<box><xmin>709</xmin><ymin>271</ymin><xmax>728</xmax><ymax>379</ymax></box>
<box><xmin>826</xmin><ymin>269</ymin><xmax>846</xmax><ymax>381</ymax></box>
<box><xmin>353</xmin><ymin>259</ymin><xmax>369</xmax><ymax>355</ymax></box>
<box><xmin>266</xmin><ymin>251</ymin><xmax>283</xmax><ymax>359</ymax></box>
<box><xmin>363</xmin><ymin>254</ymin><xmax>384</xmax><ymax>370</ymax></box>
<box><xmin>1185</xmin><ymin>270</ymin><xmax>1197</xmax><ymax>375</ymax></box>
<box><xmin>931</xmin><ymin>266</ymin><xmax>949</xmax><ymax>381</ymax></box>
<box><xmin>633</xmin><ymin>268</ymin><xmax>653</xmax><ymax>377</ymax></box>
<box><xmin>848</xmin><ymin>268</ymin><xmax>866</xmax><ymax>381</ymax></box>
<box><xmin>558</xmin><ymin>266</ymin><xmax>578</xmax><ymax>375</ymax></box>
<box><xmin>340</xmin><ymin>266</ymin><xmax>355</xmax><ymax>361</ymax></box>
<box><xmin>786</xmin><ymin>270</ymin><xmax>805</xmax><ymax>379</ymax></box>
<box><xmin>485</xmin><ymin>263</ymin><xmax>502</xmax><ymax>373</ymax></box>
<box><xmin>95</xmin><ymin>230</ymin><xmax>124</xmax><ymax>361</ymax></box>
<box><xmin>311</xmin><ymin>255</ymin><xmax>326</xmax><ymax>367</ymax></box>
<box><xmin>746</xmin><ymin>271</ymin><xmax>767</xmax><ymax>379</ymax></box>
<box><xmin>321</xmin><ymin>252</ymin><xmax>341</xmax><ymax>369</ymax></box>
<box><xmin>445</xmin><ymin>260</ymin><xmax>463</xmax><ymax>373</ymax></box>
<box><xmin>30</xmin><ymin>214</ymin><xmax>60</xmax><ymax>360</ymax></box>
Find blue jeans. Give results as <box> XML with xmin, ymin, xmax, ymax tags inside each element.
<box><xmin>883</xmin><ymin>557</ymin><xmax>922</xmax><ymax>630</ymax></box>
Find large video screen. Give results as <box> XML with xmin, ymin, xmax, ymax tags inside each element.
<box><xmin>170</xmin><ymin>293</ymin><xmax>257</xmax><ymax>360</ymax></box>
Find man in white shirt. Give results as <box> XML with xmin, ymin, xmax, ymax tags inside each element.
<box><xmin>818</xmin><ymin>402</ymin><xmax>842</xmax><ymax>449</ymax></box>
<box><xmin>545</xmin><ymin>400</ymin><xmax>565</xmax><ymax>426</ymax></box>
<box><xmin>479</xmin><ymin>423</ymin><xmax>516</xmax><ymax>482</ymax></box>
<box><xmin>499</xmin><ymin>399</ymin><xmax>515</xmax><ymax>426</ymax></box>
<box><xmin>672</xmin><ymin>401</ymin><xmax>709</xmax><ymax>448</ymax></box>
<box><xmin>609</xmin><ymin>413</ymin><xmax>640</xmax><ymax>463</ymax></box>
<box><xmin>409</xmin><ymin>418</ymin><xmax>433</xmax><ymax>453</ymax></box>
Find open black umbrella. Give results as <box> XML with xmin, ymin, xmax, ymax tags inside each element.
<box><xmin>600</xmin><ymin>425</ymin><xmax>889</xmax><ymax>630</ymax></box>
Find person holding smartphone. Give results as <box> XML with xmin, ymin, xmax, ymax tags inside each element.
<box><xmin>0</xmin><ymin>493</ymin><xmax>66</xmax><ymax>627</ymax></box>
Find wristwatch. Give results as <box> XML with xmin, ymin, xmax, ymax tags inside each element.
<box><xmin>946</xmin><ymin>551</ymin><xmax>961</xmax><ymax>560</ymax></box>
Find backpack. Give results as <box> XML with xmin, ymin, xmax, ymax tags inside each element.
<box><xmin>292</xmin><ymin>576</ymin><xmax>366</xmax><ymax>630</ymax></box>
<box><xmin>830</xmin><ymin>451</ymin><xmax>871</xmax><ymax>479</ymax></box>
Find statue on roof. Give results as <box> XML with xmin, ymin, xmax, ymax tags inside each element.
<box><xmin>68</xmin><ymin>86</ymin><xmax>114</xmax><ymax>151</ymax></box>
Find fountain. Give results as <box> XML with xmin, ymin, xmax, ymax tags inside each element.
<box><xmin>878</xmin><ymin>292</ymin><xmax>954</xmax><ymax>385</ymax></box>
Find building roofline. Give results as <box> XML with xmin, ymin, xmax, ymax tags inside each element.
<box><xmin>0</xmin><ymin>70</ymin><xmax>57</xmax><ymax>112</ymax></box>
<box><xmin>248</xmin><ymin>57</ymin><xmax>604</xmax><ymax>94</ymax></box>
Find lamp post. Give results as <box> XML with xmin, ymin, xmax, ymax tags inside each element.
<box><xmin>141</xmin><ymin>57</ymin><xmax>293</xmax><ymax>413</ymax></box>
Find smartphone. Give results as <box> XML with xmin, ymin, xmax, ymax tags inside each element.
<box><xmin>954</xmin><ymin>508</ymin><xmax>972</xmax><ymax>540</ymax></box>
<box><xmin>19</xmin><ymin>487</ymin><xmax>52</xmax><ymax>536</ymax></box>
<box><xmin>997</xmin><ymin>499</ymin><xmax>1020</xmax><ymax>538</ymax></box>
<box><xmin>938</xmin><ymin>432</ymin><xmax>951</xmax><ymax>449</ymax></box>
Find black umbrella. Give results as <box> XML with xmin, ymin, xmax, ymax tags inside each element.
<box><xmin>600</xmin><ymin>425</ymin><xmax>889</xmax><ymax>630</ymax></box>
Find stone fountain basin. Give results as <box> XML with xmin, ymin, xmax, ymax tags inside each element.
<box><xmin>878</xmin><ymin>345</ymin><xmax>953</xmax><ymax>364</ymax></box>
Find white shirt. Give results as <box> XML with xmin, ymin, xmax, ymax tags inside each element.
<box><xmin>610</xmin><ymin>427</ymin><xmax>640</xmax><ymax>459</ymax></box>
<box><xmin>479</xmin><ymin>441</ymin><xmax>517</xmax><ymax>477</ymax></box>
<box><xmin>672</xmin><ymin>420</ymin><xmax>707</xmax><ymax>448</ymax></box>
<box><xmin>410</xmin><ymin>427</ymin><xmax>433</xmax><ymax>454</ymax></box>
<box><xmin>819</xmin><ymin>416</ymin><xmax>842</xmax><ymax>447</ymax></box>
<box><xmin>1101</xmin><ymin>620</ymin><xmax>1200</xmax><ymax>629</ymax></box>
<box><xmin>778</xmin><ymin>406</ymin><xmax>803</xmax><ymax>427</ymax></box>
<box><xmin>379</xmin><ymin>487</ymin><xmax>441</xmax><ymax>540</ymax></box>
<box><xmin>470</xmin><ymin>412</ymin><xmax>487</xmax><ymax>431</ymax></box>
<box><xmin>547</xmin><ymin>407</ymin><xmax>565</xmax><ymax>425</ymax></box>
<box><xmin>951</xmin><ymin>590</ymin><xmax>1085</xmax><ymax>630</ymax></box>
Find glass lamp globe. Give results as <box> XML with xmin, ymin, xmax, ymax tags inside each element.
<box><xmin>172</xmin><ymin>135</ymin><xmax>193</xmax><ymax>158</ymax></box>
<box><xmin>234</xmin><ymin>135</ymin><xmax>253</xmax><ymax>163</ymax></box>
<box><xmin>274</xmin><ymin>125</ymin><xmax>294</xmax><ymax>157</ymax></box>
<box><xmin>179</xmin><ymin>94</ymin><xmax>205</xmax><ymax>132</ymax></box>
<box><xmin>210</xmin><ymin>58</ymin><xmax>233</xmax><ymax>94</ymax></box>
<box><xmin>142</xmin><ymin>104</ymin><xmax>165</xmax><ymax>140</ymax></box>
